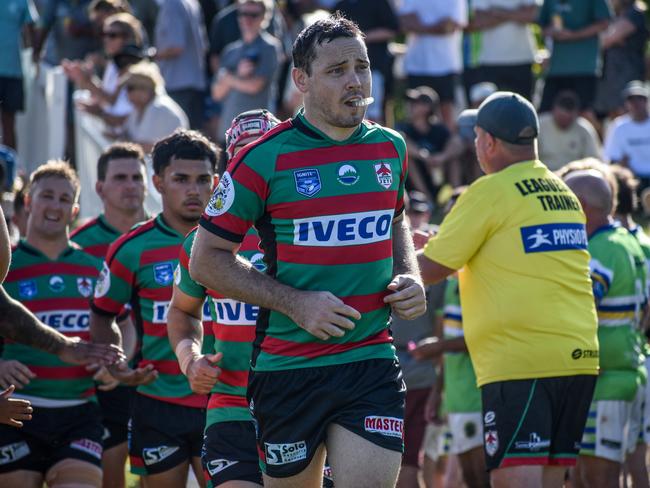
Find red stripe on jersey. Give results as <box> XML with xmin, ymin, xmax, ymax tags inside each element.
<box><xmin>261</xmin><ymin>329</ymin><xmax>392</xmax><ymax>358</ymax></box>
<box><xmin>241</xmin><ymin>232</ymin><xmax>261</xmax><ymax>252</ymax></box>
<box><xmin>549</xmin><ymin>458</ymin><xmax>577</xmax><ymax>467</ymax></box>
<box><xmin>110</xmin><ymin>258</ymin><xmax>133</xmax><ymax>285</ymax></box>
<box><xmin>234</xmin><ymin>162</ymin><xmax>269</xmax><ymax>199</ymax></box>
<box><xmin>92</xmin><ymin>296</ymin><xmax>125</xmax><ymax>315</ymax></box>
<box><xmin>29</xmin><ymin>365</ymin><xmax>91</xmax><ymax>379</ymax></box>
<box><xmin>213</xmin><ymin>324</ymin><xmax>256</xmax><ymax>342</ymax></box>
<box><xmin>207</xmin><ymin>393</ymin><xmax>248</xmax><ymax>410</ymax></box>
<box><xmin>203</xmin><ymin>321</ymin><xmax>215</xmax><ymax>336</ymax></box>
<box><xmin>179</xmin><ymin>245</ymin><xmax>190</xmax><ymax>269</ymax></box>
<box><xmin>139</xmin><ymin>287</ymin><xmax>172</xmax><ymax>301</ymax></box>
<box><xmin>277</xmin><ymin>240</ymin><xmax>392</xmax><ymax>265</ymax></box>
<box><xmin>83</xmin><ymin>244</ymin><xmax>110</xmax><ymax>258</ymax></box>
<box><xmin>70</xmin><ymin>217</ymin><xmax>100</xmax><ymax>237</ymax></box>
<box><xmin>139</xmin><ymin>391</ymin><xmax>208</xmax><ymax>408</ymax></box>
<box><xmin>276</xmin><ymin>142</ymin><xmax>399</xmax><ymax>171</ymax></box>
<box><xmin>27</xmin><ymin>297</ymin><xmax>91</xmax><ymax>312</ymax></box>
<box><xmin>267</xmin><ymin>191</ymin><xmax>398</xmax><ymax>219</ymax></box>
<box><xmin>219</xmin><ymin>368</ymin><xmax>248</xmax><ymax>388</ymax></box>
<box><xmin>142</xmin><ymin>320</ymin><xmax>168</xmax><ymax>338</ymax></box>
<box><xmin>140</xmin><ymin>244</ymin><xmax>182</xmax><ymax>267</ymax></box>
<box><xmin>342</xmin><ymin>291</ymin><xmax>390</xmax><ymax>314</ymax></box>
<box><xmin>139</xmin><ymin>359</ymin><xmax>181</xmax><ymax>375</ymax></box>
<box><xmin>203</xmin><ymin>213</ymin><xmax>251</xmax><ymax>239</ymax></box>
<box><xmin>106</xmin><ymin>219</ymin><xmax>156</xmax><ymax>263</ymax></box>
<box><xmin>6</xmin><ymin>263</ymin><xmax>99</xmax><ymax>281</ymax></box>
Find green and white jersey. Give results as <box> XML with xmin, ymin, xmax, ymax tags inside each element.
<box><xmin>3</xmin><ymin>241</ymin><xmax>101</xmax><ymax>401</ymax></box>
<box><xmin>441</xmin><ymin>276</ymin><xmax>481</xmax><ymax>414</ymax></box>
<box><xmin>200</xmin><ymin>112</ymin><xmax>408</xmax><ymax>372</ymax></box>
<box><xmin>589</xmin><ymin>224</ymin><xmax>647</xmax><ymax>401</ymax></box>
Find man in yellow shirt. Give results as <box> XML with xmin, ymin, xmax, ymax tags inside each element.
<box><xmin>418</xmin><ymin>92</ymin><xmax>599</xmax><ymax>488</ymax></box>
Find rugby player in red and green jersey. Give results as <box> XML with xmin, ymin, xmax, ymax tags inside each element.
<box><xmin>0</xmin><ymin>161</ymin><xmax>107</xmax><ymax>488</ymax></box>
<box><xmin>70</xmin><ymin>142</ymin><xmax>148</xmax><ymax>488</ymax></box>
<box><xmin>90</xmin><ymin>130</ymin><xmax>219</xmax><ymax>487</ymax></box>
<box><xmin>191</xmin><ymin>15</ymin><xmax>426</xmax><ymax>487</ymax></box>
<box><xmin>168</xmin><ymin>109</ymin><xmax>280</xmax><ymax>488</ymax></box>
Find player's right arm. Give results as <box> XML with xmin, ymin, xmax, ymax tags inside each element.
<box><xmin>191</xmin><ymin>231</ymin><xmax>360</xmax><ymax>341</ymax></box>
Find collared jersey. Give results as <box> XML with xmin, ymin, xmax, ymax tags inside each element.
<box><xmin>3</xmin><ymin>241</ymin><xmax>101</xmax><ymax>401</ymax></box>
<box><xmin>424</xmin><ymin>160</ymin><xmax>599</xmax><ymax>386</ymax></box>
<box><xmin>177</xmin><ymin>227</ymin><xmax>262</xmax><ymax>425</ymax></box>
<box><xmin>70</xmin><ymin>214</ymin><xmax>121</xmax><ymax>258</ymax></box>
<box><xmin>92</xmin><ymin>214</ymin><xmax>212</xmax><ymax>407</ymax></box>
<box><xmin>200</xmin><ymin>112</ymin><xmax>408</xmax><ymax>371</ymax></box>
<box><xmin>588</xmin><ymin>224</ymin><xmax>646</xmax><ymax>401</ymax></box>
<box><xmin>441</xmin><ymin>276</ymin><xmax>481</xmax><ymax>413</ymax></box>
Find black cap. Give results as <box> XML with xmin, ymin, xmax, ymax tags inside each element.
<box><xmin>468</xmin><ymin>91</ymin><xmax>539</xmax><ymax>145</ymax></box>
<box><xmin>623</xmin><ymin>80</ymin><xmax>649</xmax><ymax>99</ymax></box>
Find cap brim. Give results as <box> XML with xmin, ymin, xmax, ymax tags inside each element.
<box><xmin>458</xmin><ymin>109</ymin><xmax>478</xmax><ymax>126</ymax></box>
<box><xmin>405</xmin><ymin>89</ymin><xmax>421</xmax><ymax>101</ymax></box>
<box><xmin>625</xmin><ymin>89</ymin><xmax>649</xmax><ymax>99</ymax></box>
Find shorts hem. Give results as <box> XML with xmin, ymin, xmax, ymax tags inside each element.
<box><xmin>500</xmin><ymin>455</ymin><xmax>550</xmax><ymax>468</ymax></box>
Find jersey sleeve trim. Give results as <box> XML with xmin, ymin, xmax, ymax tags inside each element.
<box><xmin>199</xmin><ymin>218</ymin><xmax>245</xmax><ymax>243</ymax></box>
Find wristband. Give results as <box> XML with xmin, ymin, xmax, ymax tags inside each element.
<box><xmin>175</xmin><ymin>339</ymin><xmax>201</xmax><ymax>376</ymax></box>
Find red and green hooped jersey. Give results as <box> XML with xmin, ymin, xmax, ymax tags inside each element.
<box><xmin>91</xmin><ymin>214</ymin><xmax>213</xmax><ymax>407</ymax></box>
<box><xmin>3</xmin><ymin>241</ymin><xmax>101</xmax><ymax>401</ymax></box>
<box><xmin>177</xmin><ymin>227</ymin><xmax>262</xmax><ymax>425</ymax></box>
<box><xmin>200</xmin><ymin>112</ymin><xmax>408</xmax><ymax>371</ymax></box>
<box><xmin>70</xmin><ymin>214</ymin><xmax>121</xmax><ymax>258</ymax></box>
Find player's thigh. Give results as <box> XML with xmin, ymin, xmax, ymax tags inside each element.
<box><xmin>101</xmin><ymin>441</ymin><xmax>128</xmax><ymax>488</ymax></box>
<box><xmin>575</xmin><ymin>454</ymin><xmax>620</xmax><ymax>488</ymax></box>
<box><xmin>457</xmin><ymin>446</ymin><xmax>489</xmax><ymax>488</ymax></box>
<box><xmin>262</xmin><ymin>443</ymin><xmax>326</xmax><ymax>488</ymax></box>
<box><xmin>142</xmin><ymin>460</ymin><xmax>189</xmax><ymax>488</ymax></box>
<box><xmin>45</xmin><ymin>458</ymin><xmax>102</xmax><ymax>488</ymax></box>
<box><xmin>326</xmin><ymin>423</ymin><xmax>402</xmax><ymax>488</ymax></box>
<box><xmin>0</xmin><ymin>470</ymin><xmax>42</xmax><ymax>488</ymax></box>
<box><xmin>491</xmin><ymin>465</ymin><xmax>543</xmax><ymax>488</ymax></box>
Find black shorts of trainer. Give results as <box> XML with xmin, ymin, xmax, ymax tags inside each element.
<box><xmin>0</xmin><ymin>402</ymin><xmax>103</xmax><ymax>474</ymax></box>
<box><xmin>98</xmin><ymin>384</ymin><xmax>135</xmax><ymax>450</ymax></box>
<box><xmin>481</xmin><ymin>375</ymin><xmax>596</xmax><ymax>471</ymax></box>
<box><xmin>0</xmin><ymin>76</ymin><xmax>24</xmax><ymax>113</ymax></box>
<box><xmin>128</xmin><ymin>393</ymin><xmax>205</xmax><ymax>476</ymax></box>
<box><xmin>202</xmin><ymin>421</ymin><xmax>263</xmax><ymax>486</ymax></box>
<box><xmin>248</xmin><ymin>358</ymin><xmax>406</xmax><ymax>478</ymax></box>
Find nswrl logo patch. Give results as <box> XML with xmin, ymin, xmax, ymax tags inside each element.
<box><xmin>294</xmin><ymin>169</ymin><xmax>321</xmax><ymax>197</ymax></box>
<box><xmin>154</xmin><ymin>262</ymin><xmax>175</xmax><ymax>286</ymax></box>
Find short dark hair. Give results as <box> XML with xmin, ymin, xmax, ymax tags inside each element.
<box><xmin>151</xmin><ymin>129</ymin><xmax>220</xmax><ymax>175</ymax></box>
<box><xmin>97</xmin><ymin>142</ymin><xmax>145</xmax><ymax>181</ymax></box>
<box><xmin>292</xmin><ymin>13</ymin><xmax>364</xmax><ymax>76</ymax></box>
<box><xmin>553</xmin><ymin>90</ymin><xmax>580</xmax><ymax>111</ymax></box>
<box><xmin>610</xmin><ymin>164</ymin><xmax>639</xmax><ymax>214</ymax></box>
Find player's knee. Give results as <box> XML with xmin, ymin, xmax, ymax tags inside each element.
<box><xmin>45</xmin><ymin>458</ymin><xmax>102</xmax><ymax>488</ymax></box>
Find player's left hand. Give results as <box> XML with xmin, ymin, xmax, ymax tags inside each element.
<box><xmin>86</xmin><ymin>364</ymin><xmax>120</xmax><ymax>391</ymax></box>
<box><xmin>411</xmin><ymin>337</ymin><xmax>443</xmax><ymax>360</ymax></box>
<box><xmin>57</xmin><ymin>337</ymin><xmax>125</xmax><ymax>366</ymax></box>
<box><xmin>384</xmin><ymin>274</ymin><xmax>426</xmax><ymax>320</ymax></box>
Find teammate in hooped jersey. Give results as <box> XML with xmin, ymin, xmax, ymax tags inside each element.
<box><xmin>90</xmin><ymin>131</ymin><xmax>219</xmax><ymax>487</ymax></box>
<box><xmin>0</xmin><ymin>162</ymin><xmax>105</xmax><ymax>488</ymax></box>
<box><xmin>168</xmin><ymin>109</ymin><xmax>280</xmax><ymax>488</ymax></box>
<box><xmin>70</xmin><ymin>142</ymin><xmax>148</xmax><ymax>488</ymax></box>
<box><xmin>191</xmin><ymin>14</ymin><xmax>426</xmax><ymax>487</ymax></box>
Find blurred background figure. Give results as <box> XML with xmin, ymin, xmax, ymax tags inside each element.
<box><xmin>211</xmin><ymin>0</ymin><xmax>282</xmax><ymax>144</ymax></box>
<box><xmin>538</xmin><ymin>90</ymin><xmax>601</xmax><ymax>171</ymax></box>
<box><xmin>154</xmin><ymin>0</ymin><xmax>208</xmax><ymax>130</ymax></box>
<box><xmin>398</xmin><ymin>0</ymin><xmax>467</xmax><ymax>130</ymax></box>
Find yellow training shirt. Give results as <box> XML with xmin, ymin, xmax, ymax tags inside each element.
<box><xmin>424</xmin><ymin>160</ymin><xmax>599</xmax><ymax>387</ymax></box>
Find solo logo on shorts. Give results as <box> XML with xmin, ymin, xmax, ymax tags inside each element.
<box><xmin>0</xmin><ymin>442</ymin><xmax>30</xmax><ymax>465</ymax></box>
<box><xmin>207</xmin><ymin>459</ymin><xmax>239</xmax><ymax>476</ymax></box>
<box><xmin>264</xmin><ymin>441</ymin><xmax>308</xmax><ymax>465</ymax></box>
<box><xmin>143</xmin><ymin>446</ymin><xmax>179</xmax><ymax>465</ymax></box>
<box><xmin>364</xmin><ymin>416</ymin><xmax>403</xmax><ymax>438</ymax></box>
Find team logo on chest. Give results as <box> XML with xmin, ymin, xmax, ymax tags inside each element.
<box><xmin>294</xmin><ymin>169</ymin><xmax>321</xmax><ymax>197</ymax></box>
<box><xmin>49</xmin><ymin>275</ymin><xmax>65</xmax><ymax>293</ymax></box>
<box><xmin>18</xmin><ymin>280</ymin><xmax>38</xmax><ymax>299</ymax></box>
<box><xmin>337</xmin><ymin>164</ymin><xmax>359</xmax><ymax>186</ymax></box>
<box><xmin>77</xmin><ymin>277</ymin><xmax>94</xmax><ymax>298</ymax></box>
<box><xmin>153</xmin><ymin>262</ymin><xmax>174</xmax><ymax>286</ymax></box>
<box><xmin>374</xmin><ymin>163</ymin><xmax>393</xmax><ymax>189</ymax></box>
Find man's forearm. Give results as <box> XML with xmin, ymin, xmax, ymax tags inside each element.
<box><xmin>191</xmin><ymin>235</ymin><xmax>300</xmax><ymax>318</ymax></box>
<box><xmin>0</xmin><ymin>286</ymin><xmax>69</xmax><ymax>355</ymax></box>
<box><xmin>90</xmin><ymin>310</ymin><xmax>122</xmax><ymax>348</ymax></box>
<box><xmin>392</xmin><ymin>216</ymin><xmax>421</xmax><ymax>279</ymax></box>
<box><xmin>167</xmin><ymin>305</ymin><xmax>204</xmax><ymax>351</ymax></box>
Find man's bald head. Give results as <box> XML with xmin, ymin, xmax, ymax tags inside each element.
<box><xmin>564</xmin><ymin>170</ymin><xmax>614</xmax><ymax>216</ymax></box>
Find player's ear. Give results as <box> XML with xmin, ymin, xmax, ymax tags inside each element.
<box><xmin>24</xmin><ymin>193</ymin><xmax>32</xmax><ymax>213</ymax></box>
<box><xmin>95</xmin><ymin>180</ymin><xmax>104</xmax><ymax>199</ymax></box>
<box><xmin>71</xmin><ymin>203</ymin><xmax>80</xmax><ymax>220</ymax></box>
<box><xmin>292</xmin><ymin>67</ymin><xmax>309</xmax><ymax>94</ymax></box>
<box><xmin>152</xmin><ymin>173</ymin><xmax>163</xmax><ymax>195</ymax></box>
